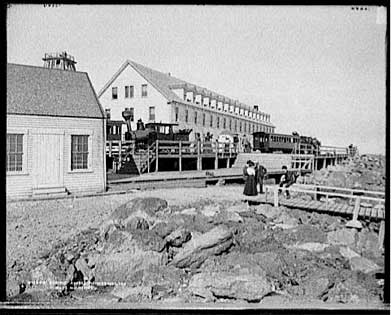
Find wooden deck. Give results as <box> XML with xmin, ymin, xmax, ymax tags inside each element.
<box><xmin>244</xmin><ymin>184</ymin><xmax>385</xmax><ymax>221</ymax></box>
<box><xmin>107</xmin><ymin>166</ymin><xmax>296</xmax><ymax>185</ymax></box>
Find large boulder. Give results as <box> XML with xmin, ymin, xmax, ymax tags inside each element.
<box><xmin>255</xmin><ymin>204</ymin><xmax>282</xmax><ymax>220</ymax></box>
<box><xmin>325</xmin><ymin>278</ymin><xmax>376</xmax><ymax>304</ymax></box>
<box><xmin>349</xmin><ymin>256</ymin><xmax>382</xmax><ymax>274</ymax></box>
<box><xmin>188</xmin><ymin>267</ymin><xmax>273</xmax><ymax>302</ymax></box>
<box><xmin>94</xmin><ymin>231</ymin><xmax>168</xmax><ymax>284</ymax></box>
<box><xmin>100</xmin><ymin>198</ymin><xmax>168</xmax><ymax>239</ymax></box>
<box><xmin>286</xmin><ymin>242</ymin><xmax>330</xmax><ymax>253</ymax></box>
<box><xmin>327</xmin><ymin>228</ymin><xmax>357</xmax><ymax>247</ymax></box>
<box><xmin>275</xmin><ymin>224</ymin><xmax>327</xmax><ymax>245</ymax></box>
<box><xmin>165</xmin><ymin>228</ymin><xmax>192</xmax><ymax>247</ymax></box>
<box><xmin>170</xmin><ymin>225</ymin><xmax>233</xmax><ymax>269</ymax></box>
<box><xmin>355</xmin><ymin>230</ymin><xmax>382</xmax><ymax>259</ymax></box>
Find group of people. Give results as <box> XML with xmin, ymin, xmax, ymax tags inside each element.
<box><xmin>243</xmin><ymin>161</ymin><xmax>299</xmax><ymax>199</ymax></box>
<box><xmin>242</xmin><ymin>160</ymin><xmax>267</xmax><ymax>196</ymax></box>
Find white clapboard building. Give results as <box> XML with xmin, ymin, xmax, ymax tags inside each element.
<box><xmin>98</xmin><ymin>60</ymin><xmax>275</xmax><ymax>141</ymax></box>
<box><xmin>6</xmin><ymin>63</ymin><xmax>106</xmax><ymax>199</ymax></box>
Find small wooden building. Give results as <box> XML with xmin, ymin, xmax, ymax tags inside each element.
<box><xmin>7</xmin><ymin>63</ymin><xmax>106</xmax><ymax>199</ymax></box>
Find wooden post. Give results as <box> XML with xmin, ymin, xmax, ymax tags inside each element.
<box><xmin>378</xmin><ymin>220</ymin><xmax>385</xmax><ymax>250</ymax></box>
<box><xmin>352</xmin><ymin>197</ymin><xmax>361</xmax><ymax>221</ymax></box>
<box><xmin>226</xmin><ymin>158</ymin><xmax>230</xmax><ymax>168</ymax></box>
<box><xmin>109</xmin><ymin>141</ymin><xmax>112</xmax><ymax>157</ymax></box>
<box><xmin>147</xmin><ymin>146</ymin><xmax>150</xmax><ymax>173</ymax></box>
<box><xmin>179</xmin><ymin>141</ymin><xmax>182</xmax><ymax>172</ymax></box>
<box><xmin>155</xmin><ymin>140</ymin><xmax>159</xmax><ymax>172</ymax></box>
<box><xmin>325</xmin><ymin>193</ymin><xmax>329</xmax><ymax>210</ymax></box>
<box><xmin>197</xmin><ymin>140</ymin><xmax>201</xmax><ymax>171</ymax></box>
<box><xmin>118</xmin><ymin>141</ymin><xmax>122</xmax><ymax>169</ymax></box>
<box><xmin>323</xmin><ymin>158</ymin><xmax>327</xmax><ymax>169</ymax></box>
<box><xmin>273</xmin><ymin>185</ymin><xmax>279</xmax><ymax>208</ymax></box>
<box><xmin>215</xmin><ymin>140</ymin><xmax>218</xmax><ymax>170</ymax></box>
<box><xmin>132</xmin><ymin>141</ymin><xmax>135</xmax><ymax>155</ymax></box>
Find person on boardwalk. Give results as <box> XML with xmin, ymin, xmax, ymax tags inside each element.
<box><xmin>243</xmin><ymin>160</ymin><xmax>258</xmax><ymax>197</ymax></box>
<box><xmin>279</xmin><ymin>165</ymin><xmax>298</xmax><ymax>198</ymax></box>
<box><xmin>255</xmin><ymin>163</ymin><xmax>267</xmax><ymax>194</ymax></box>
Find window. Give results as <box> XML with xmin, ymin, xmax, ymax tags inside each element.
<box><xmin>229</xmin><ymin>119</ymin><xmax>232</xmax><ymax>131</ymax></box>
<box><xmin>112</xmin><ymin>87</ymin><xmax>118</xmax><ymax>99</ymax></box>
<box><xmin>149</xmin><ymin>106</ymin><xmax>155</xmax><ymax>121</ymax></box>
<box><xmin>223</xmin><ymin>117</ymin><xmax>226</xmax><ymax>129</ymax></box>
<box><xmin>239</xmin><ymin>121</ymin><xmax>242</xmax><ymax>132</ymax></box>
<box><xmin>125</xmin><ymin>85</ymin><xmax>134</xmax><ymax>98</ymax></box>
<box><xmin>217</xmin><ymin>116</ymin><xmax>220</xmax><ymax>128</ymax></box>
<box><xmin>7</xmin><ymin>134</ymin><xmax>23</xmax><ymax>172</ymax></box>
<box><xmin>210</xmin><ymin>115</ymin><xmax>213</xmax><ymax>127</ymax></box>
<box><xmin>202</xmin><ymin>113</ymin><xmax>206</xmax><ymax>126</ymax></box>
<box><xmin>105</xmin><ymin>108</ymin><xmax>111</xmax><ymax>120</ymax></box>
<box><xmin>141</xmin><ymin>84</ymin><xmax>148</xmax><ymax>97</ymax></box>
<box><xmin>244</xmin><ymin>122</ymin><xmax>247</xmax><ymax>133</ymax></box>
<box><xmin>71</xmin><ymin>135</ymin><xmax>88</xmax><ymax>170</ymax></box>
<box><xmin>185</xmin><ymin>109</ymin><xmax>189</xmax><ymax>123</ymax></box>
<box><xmin>175</xmin><ymin>107</ymin><xmax>179</xmax><ymax>122</ymax></box>
<box><xmin>194</xmin><ymin>111</ymin><xmax>198</xmax><ymax>124</ymax></box>
<box><xmin>234</xmin><ymin>120</ymin><xmax>237</xmax><ymax>132</ymax></box>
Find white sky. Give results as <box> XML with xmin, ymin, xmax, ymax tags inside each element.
<box><xmin>7</xmin><ymin>5</ymin><xmax>387</xmax><ymax>154</ymax></box>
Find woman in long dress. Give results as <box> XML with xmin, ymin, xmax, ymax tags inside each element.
<box><xmin>243</xmin><ymin>160</ymin><xmax>258</xmax><ymax>196</ymax></box>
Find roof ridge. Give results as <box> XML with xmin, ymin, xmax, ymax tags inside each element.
<box><xmin>7</xmin><ymin>62</ymin><xmax>87</xmax><ymax>74</ymax></box>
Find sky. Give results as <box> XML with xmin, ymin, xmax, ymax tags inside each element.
<box><xmin>7</xmin><ymin>5</ymin><xmax>387</xmax><ymax>154</ymax></box>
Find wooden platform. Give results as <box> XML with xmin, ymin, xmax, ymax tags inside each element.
<box><xmin>244</xmin><ymin>192</ymin><xmax>385</xmax><ymax>220</ymax></box>
<box><xmin>107</xmin><ymin>166</ymin><xmax>295</xmax><ymax>186</ymax></box>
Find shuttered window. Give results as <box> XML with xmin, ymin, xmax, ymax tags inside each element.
<box><xmin>7</xmin><ymin>134</ymin><xmax>23</xmax><ymax>172</ymax></box>
<box><xmin>71</xmin><ymin>135</ymin><xmax>89</xmax><ymax>170</ymax></box>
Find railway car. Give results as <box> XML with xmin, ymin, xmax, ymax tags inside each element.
<box><xmin>253</xmin><ymin>131</ymin><xmax>321</xmax><ymax>155</ymax></box>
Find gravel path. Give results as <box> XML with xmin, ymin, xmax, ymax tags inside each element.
<box><xmin>7</xmin><ymin>185</ymin><xmax>245</xmax><ymax>284</ymax></box>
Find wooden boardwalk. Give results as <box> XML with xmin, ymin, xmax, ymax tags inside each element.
<box><xmin>245</xmin><ymin>194</ymin><xmax>385</xmax><ymax>220</ymax></box>
<box><xmin>245</xmin><ymin>184</ymin><xmax>385</xmax><ymax>221</ymax></box>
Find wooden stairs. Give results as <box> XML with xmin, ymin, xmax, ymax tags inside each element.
<box><xmin>118</xmin><ymin>142</ymin><xmax>157</xmax><ymax>175</ymax></box>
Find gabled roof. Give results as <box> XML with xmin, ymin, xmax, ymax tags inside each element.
<box><xmin>7</xmin><ymin>63</ymin><xmax>104</xmax><ymax>119</ymax></box>
<box><xmin>98</xmin><ymin>60</ymin><xmax>253</xmax><ymax>111</ymax></box>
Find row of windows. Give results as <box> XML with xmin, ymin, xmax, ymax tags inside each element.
<box><xmin>105</xmin><ymin>106</ymin><xmax>155</xmax><ymax>122</ymax></box>
<box><xmin>174</xmin><ymin>107</ymin><xmax>273</xmax><ymax>133</ymax></box>
<box><xmin>112</xmin><ymin>85</ymin><xmax>148</xmax><ymax>99</ymax></box>
<box><xmin>180</xmin><ymin>93</ymin><xmax>270</xmax><ymax>122</ymax></box>
<box><xmin>6</xmin><ymin>134</ymin><xmax>90</xmax><ymax>172</ymax></box>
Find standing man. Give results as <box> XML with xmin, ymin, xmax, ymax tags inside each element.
<box><xmin>256</xmin><ymin>163</ymin><xmax>267</xmax><ymax>194</ymax></box>
<box><xmin>279</xmin><ymin>165</ymin><xmax>298</xmax><ymax>198</ymax></box>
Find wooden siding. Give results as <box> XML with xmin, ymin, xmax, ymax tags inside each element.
<box><xmin>7</xmin><ymin>114</ymin><xmax>105</xmax><ymax>199</ymax></box>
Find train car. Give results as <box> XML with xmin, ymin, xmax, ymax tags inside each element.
<box><xmin>253</xmin><ymin>131</ymin><xmax>321</xmax><ymax>154</ymax></box>
<box><xmin>253</xmin><ymin>132</ymin><xmax>300</xmax><ymax>154</ymax></box>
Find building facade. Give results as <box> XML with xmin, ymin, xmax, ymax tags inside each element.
<box><xmin>98</xmin><ymin>60</ymin><xmax>275</xmax><ymax>142</ymax></box>
<box><xmin>7</xmin><ymin>63</ymin><xmax>106</xmax><ymax>199</ymax></box>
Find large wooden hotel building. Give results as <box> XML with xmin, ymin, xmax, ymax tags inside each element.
<box><xmin>98</xmin><ymin>60</ymin><xmax>275</xmax><ymax>142</ymax></box>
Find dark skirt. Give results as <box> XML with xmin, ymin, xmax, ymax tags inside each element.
<box><xmin>243</xmin><ymin>175</ymin><xmax>258</xmax><ymax>196</ymax></box>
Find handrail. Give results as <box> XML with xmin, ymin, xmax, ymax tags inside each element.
<box><xmin>265</xmin><ymin>185</ymin><xmax>385</xmax><ymax>203</ymax></box>
<box><xmin>293</xmin><ymin>184</ymin><xmax>385</xmax><ymax>196</ymax></box>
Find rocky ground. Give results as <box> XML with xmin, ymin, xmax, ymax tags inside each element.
<box><xmin>306</xmin><ymin>154</ymin><xmax>385</xmax><ymax>191</ymax></box>
<box><xmin>6</xmin><ymin>155</ymin><xmax>387</xmax><ymax>308</ymax></box>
